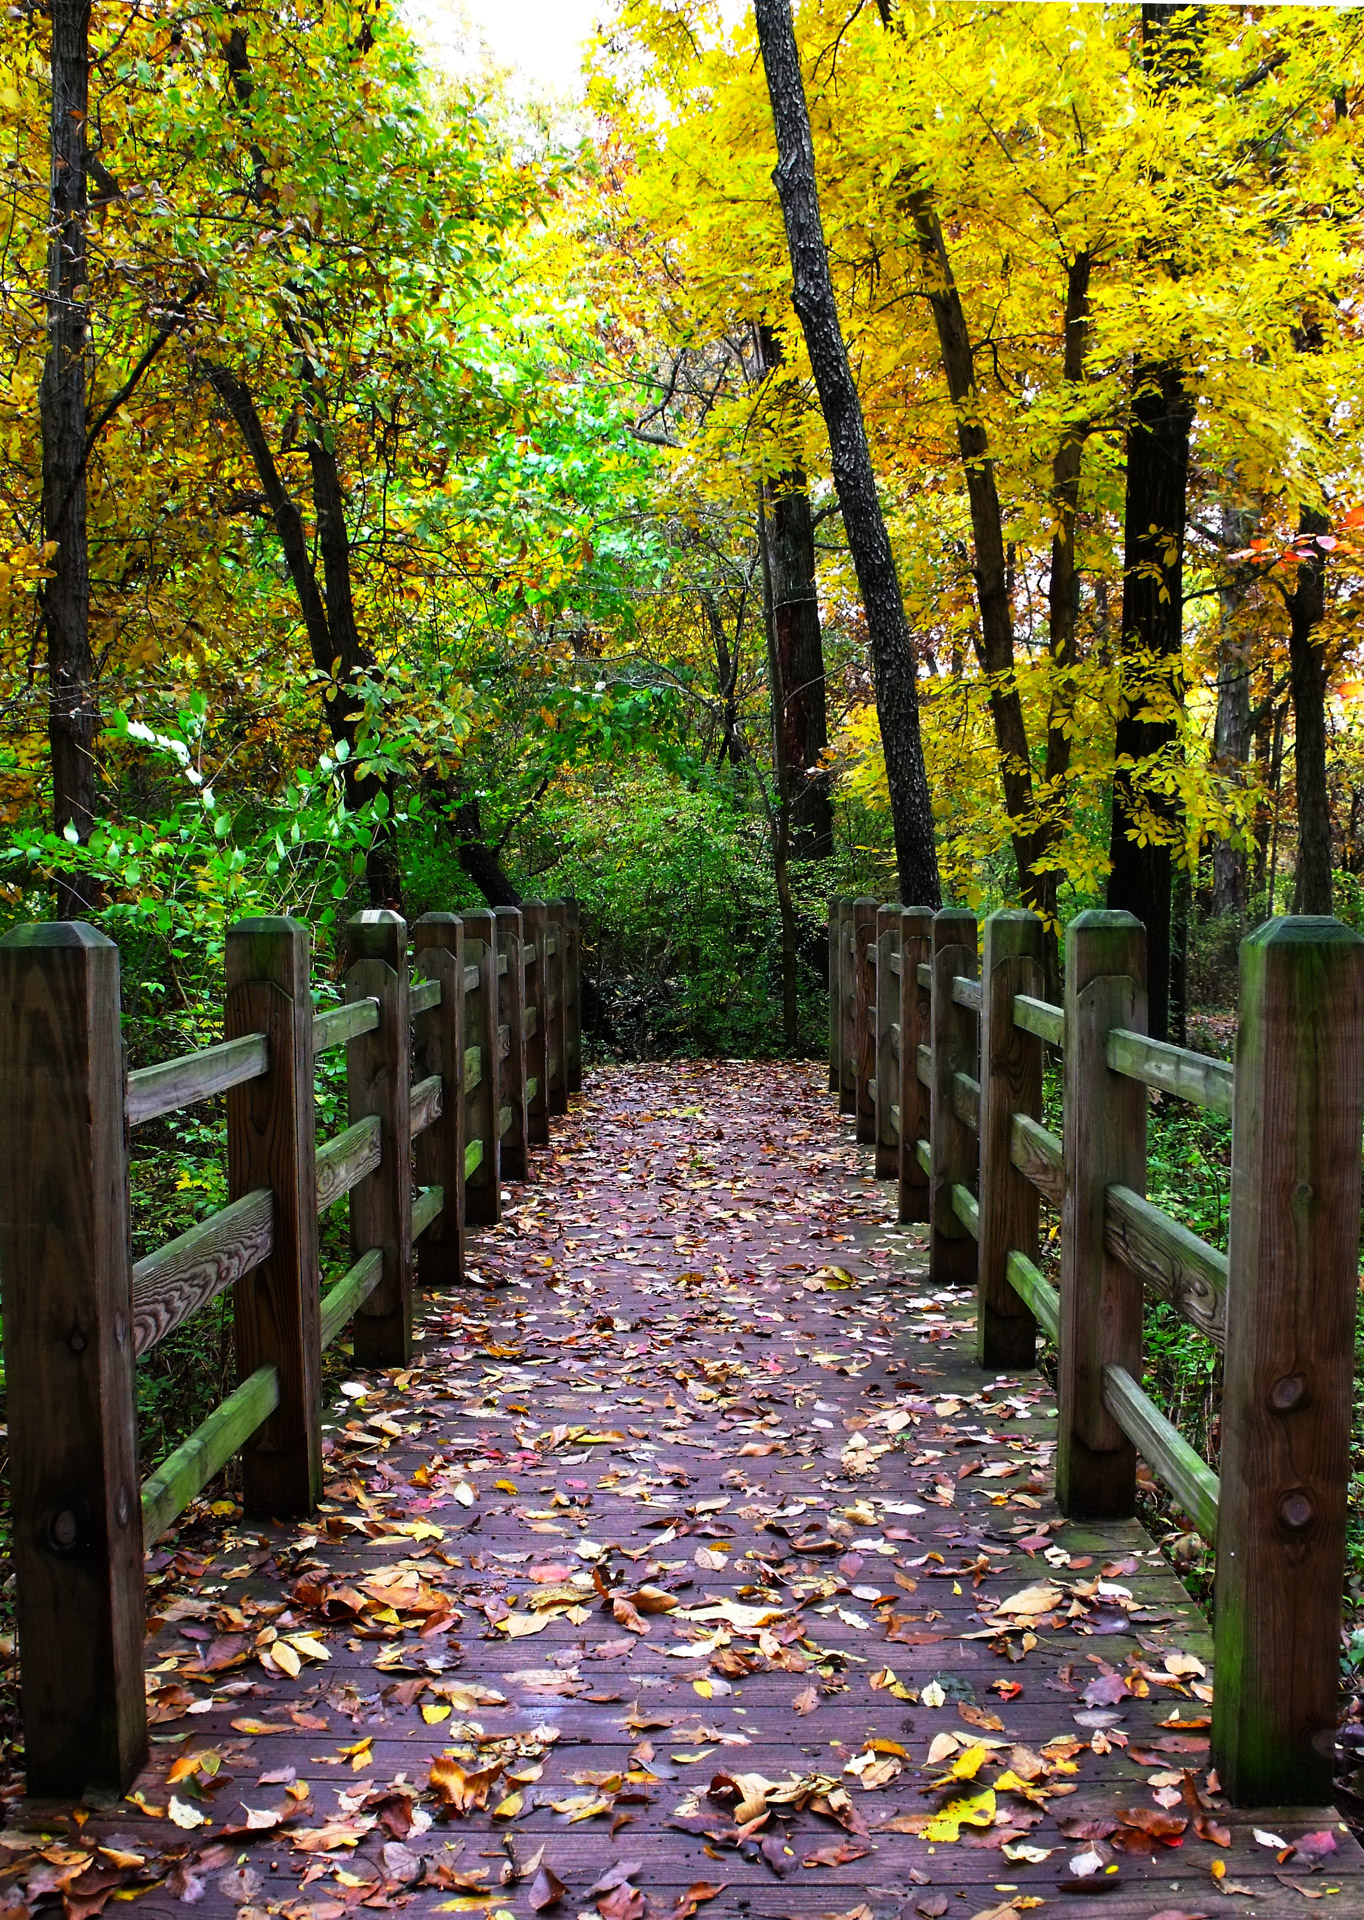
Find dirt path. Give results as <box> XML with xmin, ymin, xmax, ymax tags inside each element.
<box><xmin>6</xmin><ymin>1061</ymin><xmax>1362</xmax><ymax>1920</ymax></box>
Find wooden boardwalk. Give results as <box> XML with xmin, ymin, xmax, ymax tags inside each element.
<box><xmin>11</xmin><ymin>1062</ymin><xmax>1363</xmax><ymax>1920</ymax></box>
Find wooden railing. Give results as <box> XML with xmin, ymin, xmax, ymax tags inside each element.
<box><xmin>830</xmin><ymin>896</ymin><xmax>1364</xmax><ymax>1810</ymax></box>
<box><xmin>0</xmin><ymin>894</ymin><xmax>583</xmax><ymax>1796</ymax></box>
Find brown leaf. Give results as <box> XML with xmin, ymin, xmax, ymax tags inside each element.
<box><xmin>428</xmin><ymin>1756</ymin><xmax>505</xmax><ymax>1814</ymax></box>
<box><xmin>791</xmin><ymin>1684</ymin><xmax>819</xmax><ymax>1715</ymax></box>
<box><xmin>529</xmin><ymin>1865</ymin><xmax>568</xmax><ymax>1911</ymax></box>
<box><xmin>801</xmin><ymin>1840</ymin><xmax>871</xmax><ymax>1868</ymax></box>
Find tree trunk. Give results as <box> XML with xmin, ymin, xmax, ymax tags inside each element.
<box><xmin>702</xmin><ymin>592</ymin><xmax>746</xmax><ymax>768</ymax></box>
<box><xmin>753</xmin><ymin>0</ymin><xmax>939</xmax><ymax>909</ymax></box>
<box><xmin>1106</xmin><ymin>355</ymin><xmax>1192</xmax><ymax>1043</ymax></box>
<box><xmin>759</xmin><ymin>492</ymin><xmax>801</xmax><ymax>1048</ymax></box>
<box><xmin>1287</xmin><ymin>507</ymin><xmax>1333</xmax><ymax>914</ymax></box>
<box><xmin>1211</xmin><ymin>503</ymin><xmax>1255</xmax><ymax>917</ymax></box>
<box><xmin>450</xmin><ymin>794</ymin><xmax>523</xmax><ymax>908</ymax></box>
<box><xmin>41</xmin><ymin>0</ymin><xmax>99</xmax><ymax>918</ymax></box>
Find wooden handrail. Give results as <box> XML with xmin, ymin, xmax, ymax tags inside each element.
<box><xmin>950</xmin><ymin>975</ymin><xmax>981</xmax><ymax>1012</ymax></box>
<box><xmin>127</xmin><ymin>1032</ymin><xmax>268</xmax><ymax>1127</ymax></box>
<box><xmin>132</xmin><ymin>1189</ymin><xmax>274</xmax><ymax>1356</ymax></box>
<box><xmin>1106</xmin><ymin>1027</ymin><xmax>1233</xmax><ymax>1115</ymax></box>
<box><xmin>316</xmin><ymin>1115</ymin><xmax>381</xmax><ymax>1211</ymax></box>
<box><xmin>1013</xmin><ymin>992</ymin><xmax>1063</xmax><ymax>1046</ymax></box>
<box><xmin>313</xmin><ymin>996</ymin><xmax>380</xmax><ymax>1052</ymax></box>
<box><xmin>409</xmin><ymin>976</ymin><xmax>442</xmax><ymax>1016</ymax></box>
<box><xmin>1102</xmin><ymin>1363</ymin><xmax>1220</xmax><ymax>1545</ymax></box>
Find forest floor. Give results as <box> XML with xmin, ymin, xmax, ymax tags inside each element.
<box><xmin>3</xmin><ymin>1061</ymin><xmax>1363</xmax><ymax>1920</ymax></box>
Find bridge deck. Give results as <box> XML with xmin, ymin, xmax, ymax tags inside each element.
<box><xmin>13</xmin><ymin>1062</ymin><xmax>1363</xmax><ymax>1919</ymax></box>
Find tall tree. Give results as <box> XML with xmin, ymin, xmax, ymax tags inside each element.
<box><xmin>752</xmin><ymin>0</ymin><xmax>939</xmax><ymax>908</ymax></box>
<box><xmin>1285</xmin><ymin>504</ymin><xmax>1334</xmax><ymax>914</ymax></box>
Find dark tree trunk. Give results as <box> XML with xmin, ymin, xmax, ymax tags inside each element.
<box><xmin>450</xmin><ymin>795</ymin><xmax>523</xmax><ymax>909</ymax></box>
<box><xmin>753</xmin><ymin>0</ymin><xmax>939</xmax><ymax>909</ymax></box>
<box><xmin>41</xmin><ymin>0</ymin><xmax>99</xmax><ymax>918</ymax></box>
<box><xmin>757</xmin><ymin>324</ymin><xmax>833</xmax><ymax>861</ymax></box>
<box><xmin>1211</xmin><ymin>503</ymin><xmax>1254</xmax><ymax>917</ymax></box>
<box><xmin>1287</xmin><ymin>507</ymin><xmax>1333</xmax><ymax>915</ymax></box>
<box><xmin>759</xmin><ymin>491</ymin><xmax>801</xmax><ymax>1049</ymax></box>
<box><xmin>1106</xmin><ymin>356</ymin><xmax>1192</xmax><ymax>1043</ymax></box>
<box><xmin>702</xmin><ymin>592</ymin><xmax>746</xmax><ymax>768</ymax></box>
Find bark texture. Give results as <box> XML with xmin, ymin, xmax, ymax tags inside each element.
<box><xmin>1287</xmin><ymin>507</ymin><xmax>1333</xmax><ymax>915</ymax></box>
<box><xmin>753</xmin><ymin>0</ymin><xmax>939</xmax><ymax>909</ymax></box>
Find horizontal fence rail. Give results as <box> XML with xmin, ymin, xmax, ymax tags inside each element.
<box><xmin>828</xmin><ymin>895</ymin><xmax>1364</xmax><ymax>1810</ymax></box>
<box><xmin>0</xmin><ymin>895</ymin><xmax>583</xmax><ymax>1797</ymax></box>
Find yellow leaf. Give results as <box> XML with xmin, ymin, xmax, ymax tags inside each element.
<box><xmin>491</xmin><ymin>1793</ymin><xmax>524</xmax><ymax>1820</ymax></box>
<box><xmin>924</xmin><ymin>1788</ymin><xmax>997</xmax><ymax>1842</ymax></box>
<box><xmin>422</xmin><ymin>1704</ymin><xmax>452</xmax><ymax>1724</ymax></box>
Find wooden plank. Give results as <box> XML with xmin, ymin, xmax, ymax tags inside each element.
<box><xmin>346</xmin><ymin>911</ymin><xmax>412</xmax><ymax>1367</ymax></box>
<box><xmin>916</xmin><ymin>960</ymin><xmax>931</xmax><ymax>988</ymax></box>
<box><xmin>498</xmin><ymin>1103</ymin><xmax>513</xmax><ymax>1136</ymax></box>
<box><xmin>1014</xmin><ymin>991</ymin><xmax>1064</xmax><ymax>1047</ymax></box>
<box><xmin>311</xmin><ymin>996</ymin><xmax>379</xmax><ymax>1053</ymax></box>
<box><xmin>463</xmin><ymin>963</ymin><xmax>479</xmax><ymax>993</ymax></box>
<box><xmin>828</xmin><ymin>898</ymin><xmax>845</xmax><ymax>1095</ymax></box>
<box><xmin>140</xmin><ymin>1365</ymin><xmax>279</xmax><ymax>1547</ymax></box>
<box><xmin>839</xmin><ymin>900</ymin><xmax>857</xmax><ymax>1115</ymax></box>
<box><xmin>930</xmin><ymin>909</ymin><xmax>977</xmax><ymax>1288</ymax></box>
<box><xmin>1102</xmin><ymin>1362</ymin><xmax>1220</xmax><ymax>1545</ymax></box>
<box><xmin>495</xmin><ymin>906</ymin><xmax>528</xmax><ymax>1181</ymax></box>
<box><xmin>897</xmin><ymin>908</ymin><xmax>932</xmax><ymax>1224</ymax></box>
<box><xmin>950</xmin><ymin>1068</ymin><xmax>980</xmax><ymax>1131</ymax></box>
<box><xmin>1005</xmin><ymin>1248</ymin><xmax>1059</xmax><ymax>1340</ymax></box>
<box><xmin>1106</xmin><ymin>1025</ymin><xmax>1234</xmax><ymax>1114</ymax></box>
<box><xmin>408</xmin><ymin>1071</ymin><xmax>443</xmax><ymax>1139</ymax></box>
<box><xmin>464</xmin><ymin>1136</ymin><xmax>485</xmax><ymax>1178</ymax></box>
<box><xmin>873</xmin><ymin>902</ymin><xmax>902</xmax><ymax>1180</ymax></box>
<box><xmin>315</xmin><ymin>1115</ymin><xmax>381</xmax><ymax>1212</ymax></box>
<box><xmin>0</xmin><ymin>922</ymin><xmax>146</xmax><ymax>1793</ymax></box>
<box><xmin>1214</xmin><ymin>915</ymin><xmax>1364</xmax><ymax>1806</ymax></box>
<box><xmin>915</xmin><ymin>1041</ymin><xmax>931</xmax><ymax>1086</ymax></box>
<box><xmin>1009</xmin><ymin>1109</ymin><xmax>1064</xmax><ymax>1205</ymax></box>
<box><xmin>545</xmin><ymin>898</ymin><xmax>568</xmax><ymax>1116</ymax></box>
<box><xmin>563</xmin><ymin>895</ymin><xmax>583</xmax><ymax>1094</ymax></box>
<box><xmin>1104</xmin><ymin>1181</ymin><xmax>1227</xmax><ymax>1347</ymax></box>
<box><xmin>319</xmin><ymin>1247</ymin><xmax>383</xmax><ymax>1352</ymax></box>
<box><xmin>1057</xmin><ymin>909</ymin><xmax>1145</xmax><ymax>1521</ymax></box>
<box><xmin>411</xmin><ymin>916</ymin><xmax>466</xmax><ymax>1289</ymax></box>
<box><xmin>950</xmin><ymin>973</ymin><xmax>981</xmax><ymax>1012</ymax></box>
<box><xmin>852</xmin><ymin>897</ymin><xmax>878</xmax><ymax>1146</ymax></box>
<box><xmin>915</xmin><ymin>1136</ymin><xmax>931</xmax><ymax>1175</ymax></box>
<box><xmin>950</xmin><ymin>1182</ymin><xmax>979</xmax><ymax>1238</ymax></box>
<box><xmin>977</xmin><ymin>910</ymin><xmax>1044</xmax><ymax>1369</ymax></box>
<box><xmin>226</xmin><ymin>916</ymin><xmax>321</xmax><ymax>1517</ymax></box>
<box><xmin>410</xmin><ymin>1183</ymin><xmax>444</xmax><ymax>1241</ymax></box>
<box><xmin>522</xmin><ymin>900</ymin><xmax>549</xmax><ymax>1149</ymax></box>
<box><xmin>126</xmin><ymin>1031</ymin><xmax>268</xmax><ymax>1127</ymax></box>
<box><xmin>131</xmin><ymin>1188</ymin><xmax>274</xmax><ymax>1355</ymax></box>
<box><xmin>408</xmin><ymin>976</ymin><xmax>441</xmax><ymax>1016</ymax></box>
<box><xmin>526</xmin><ymin>1073</ymin><xmax>539</xmax><ymax>1101</ymax></box>
<box><xmin>888</xmin><ymin>949</ymin><xmax>901</xmax><ymax>977</ymax></box>
<box><xmin>461</xmin><ymin>910</ymin><xmax>501</xmax><ymax>1224</ymax></box>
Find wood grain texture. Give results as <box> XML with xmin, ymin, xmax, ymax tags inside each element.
<box><xmin>1013</xmin><ymin>991</ymin><xmax>1064</xmax><ymax>1047</ymax></box>
<box><xmin>1057</xmin><ymin>909</ymin><xmax>1146</xmax><ymax>1521</ymax></box>
<box><xmin>407</xmin><ymin>976</ymin><xmax>441</xmax><ymax>1016</ymax></box>
<box><xmin>131</xmin><ymin>1188</ymin><xmax>274</xmax><ymax>1355</ymax></box>
<box><xmin>495</xmin><ymin>906</ymin><xmax>528</xmax><ymax>1181</ymax></box>
<box><xmin>412</xmin><ymin>916</ymin><xmax>466</xmax><ymax>1289</ymax></box>
<box><xmin>1102</xmin><ymin>1363</ymin><xmax>1220</xmax><ymax>1545</ymax></box>
<box><xmin>1106</xmin><ymin>1026</ymin><xmax>1234</xmax><ymax>1115</ymax></box>
<box><xmin>226</xmin><ymin>917</ymin><xmax>322</xmax><ymax>1518</ymax></box>
<box><xmin>409</xmin><ymin>1072</ymin><xmax>445</xmax><ymax>1138</ymax></box>
<box><xmin>460</xmin><ymin>910</ymin><xmax>501</xmax><ymax>1226</ymax></box>
<box><xmin>950</xmin><ymin>974</ymin><xmax>982</xmax><ymax>1012</ymax></box>
<box><xmin>838</xmin><ymin>898</ymin><xmax>857</xmax><ymax>1113</ymax></box>
<box><xmin>1104</xmin><ymin>1181</ymin><xmax>1227</xmax><ymax>1346</ymax></box>
<box><xmin>873</xmin><ymin>902</ymin><xmax>901</xmax><ymax>1179</ymax></box>
<box><xmin>1009</xmin><ymin>1110</ymin><xmax>1064</xmax><ymax>1205</ymax></box>
<box><xmin>563</xmin><ymin>895</ymin><xmax>583</xmax><ymax>1094</ymax></box>
<box><xmin>521</xmin><ymin>900</ymin><xmax>549</xmax><ymax>1149</ymax></box>
<box><xmin>314</xmin><ymin>1116</ymin><xmax>381</xmax><ymax>1212</ymax></box>
<box><xmin>345</xmin><ymin>911</ymin><xmax>412</xmax><ymax>1368</ymax></box>
<box><xmin>851</xmin><ymin>897</ymin><xmax>878</xmax><ymax>1145</ymax></box>
<box><xmin>977</xmin><ymin>911</ymin><xmax>1044</xmax><ymax>1369</ymax></box>
<box><xmin>896</xmin><ymin>908</ymin><xmax>932</xmax><ymax>1224</ymax></box>
<box><xmin>950</xmin><ymin>1068</ymin><xmax>980</xmax><ymax>1131</ymax></box>
<box><xmin>319</xmin><ymin>1247</ymin><xmax>382</xmax><ymax>1352</ymax></box>
<box><xmin>311</xmin><ymin>996</ymin><xmax>379</xmax><ymax>1054</ymax></box>
<box><xmin>1006</xmin><ymin>1248</ymin><xmax>1059</xmax><ymax>1340</ymax></box>
<box><xmin>126</xmin><ymin>1031</ymin><xmax>268</xmax><ymax>1127</ymax></box>
<box><xmin>929</xmin><ymin>909</ymin><xmax>977</xmax><ymax>1289</ymax></box>
<box><xmin>410</xmin><ymin>1183</ymin><xmax>444</xmax><ymax>1241</ymax></box>
<box><xmin>827</xmin><ymin>897</ymin><xmax>843</xmax><ymax>1093</ymax></box>
<box><xmin>950</xmin><ymin>1181</ymin><xmax>979</xmax><ymax>1238</ymax></box>
<box><xmin>545</xmin><ymin>897</ymin><xmax>568</xmax><ymax>1116</ymax></box>
<box><xmin>140</xmin><ymin>1365</ymin><xmax>279</xmax><ymax>1547</ymax></box>
<box><xmin>0</xmin><ymin>922</ymin><xmax>147</xmax><ymax>1793</ymax></box>
<box><xmin>1213</xmin><ymin>915</ymin><xmax>1364</xmax><ymax>1806</ymax></box>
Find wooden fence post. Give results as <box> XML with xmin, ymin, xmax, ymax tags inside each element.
<box><xmin>563</xmin><ymin>896</ymin><xmax>582</xmax><ymax>1095</ymax></box>
<box><xmin>1057</xmin><ymin>909</ymin><xmax>1146</xmax><ymax>1518</ymax></box>
<box><xmin>1212</xmin><ymin>915</ymin><xmax>1364</xmax><ymax>1806</ymax></box>
<box><xmin>0</xmin><ymin>924</ymin><xmax>146</xmax><ymax>1794</ymax></box>
<box><xmin>897</xmin><ymin>906</ymin><xmax>933</xmax><ymax>1225</ymax></box>
<box><xmin>977</xmin><ymin>910</ymin><xmax>1045</xmax><ymax>1370</ymax></box>
<box><xmin>838</xmin><ymin>898</ymin><xmax>857</xmax><ymax>1115</ymax></box>
<box><xmin>226</xmin><ymin>917</ymin><xmax>322</xmax><ymax>1515</ymax></box>
<box><xmin>461</xmin><ymin>908</ymin><xmax>501</xmax><ymax>1227</ymax></box>
<box><xmin>412</xmin><ymin>914</ymin><xmax>466</xmax><ymax>1286</ymax></box>
<box><xmin>522</xmin><ymin>898</ymin><xmax>549</xmax><ymax>1148</ymax></box>
<box><xmin>929</xmin><ymin>909</ymin><xmax>978</xmax><ymax>1287</ymax></box>
<box><xmin>853</xmin><ymin>896</ymin><xmax>878</xmax><ymax>1145</ymax></box>
<box><xmin>346</xmin><ymin>910</ymin><xmax>412</xmax><ymax>1366</ymax></box>
<box><xmin>545</xmin><ymin>897</ymin><xmax>568</xmax><ymax>1117</ymax></box>
<box><xmin>495</xmin><ymin>905</ymin><xmax>529</xmax><ymax>1181</ymax></box>
<box><xmin>874</xmin><ymin>902</ymin><xmax>902</xmax><ymax>1180</ymax></box>
<box><xmin>828</xmin><ymin>899</ymin><xmax>841</xmax><ymax>1093</ymax></box>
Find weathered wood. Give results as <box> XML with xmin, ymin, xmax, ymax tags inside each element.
<box><xmin>951</xmin><ymin>1182</ymin><xmax>979</xmax><ymax>1238</ymax></box>
<box><xmin>827</xmin><ymin>898</ymin><xmax>842</xmax><ymax>1093</ymax></box>
<box><xmin>894</xmin><ymin>915</ymin><xmax>933</xmax><ymax>1220</ymax></box>
<box><xmin>411</xmin><ymin>1184</ymin><xmax>444</xmax><ymax>1241</ymax></box>
<box><xmin>1105</xmin><ymin>1025</ymin><xmax>1234</xmax><ymax>1115</ymax></box>
<box><xmin>1102</xmin><ymin>1363</ymin><xmax>1220</xmax><ymax>1546</ymax></box>
<box><xmin>888</xmin><ymin>949</ymin><xmax>901</xmax><ymax>977</ymax></box>
<box><xmin>132</xmin><ymin>1188</ymin><xmax>274</xmax><ymax>1355</ymax></box>
<box><xmin>915</xmin><ymin>1137</ymin><xmax>931</xmax><ymax>1176</ymax></box>
<box><xmin>461</xmin><ymin>909</ymin><xmax>502</xmax><ymax>1224</ymax></box>
<box><xmin>126</xmin><ymin>1031</ymin><xmax>268</xmax><ymax>1128</ymax></box>
<box><xmin>226</xmin><ymin>917</ymin><xmax>321</xmax><ymax>1516</ymax></box>
<box><xmin>495</xmin><ymin>907</ymin><xmax>528</xmax><ymax>1181</ymax></box>
<box><xmin>522</xmin><ymin>900</ymin><xmax>550</xmax><ymax>1149</ymax></box>
<box><xmin>524</xmin><ymin>1001</ymin><xmax>538</xmax><ymax>1039</ymax></box>
<box><xmin>950</xmin><ymin>974</ymin><xmax>982</xmax><ymax>1012</ymax></box>
<box><xmin>849</xmin><ymin>897</ymin><xmax>877</xmax><ymax>1144</ymax></box>
<box><xmin>409</xmin><ymin>976</ymin><xmax>441</xmax><ymax>1016</ymax></box>
<box><xmin>312</xmin><ymin>996</ymin><xmax>379</xmax><ymax>1053</ymax></box>
<box><xmin>838</xmin><ymin>898</ymin><xmax>857</xmax><ymax>1114</ymax></box>
<box><xmin>915</xmin><ymin>960</ymin><xmax>932</xmax><ymax>988</ymax></box>
<box><xmin>1104</xmin><ymin>1182</ymin><xmax>1227</xmax><ymax>1347</ymax></box>
<box><xmin>1009</xmin><ymin>1110</ymin><xmax>1064</xmax><ymax>1206</ymax></box>
<box><xmin>929</xmin><ymin>909</ymin><xmax>977</xmax><ymax>1289</ymax></box>
<box><xmin>915</xmin><ymin>1043</ymin><xmax>931</xmax><ymax>1087</ymax></box>
<box><xmin>545</xmin><ymin>897</ymin><xmax>568</xmax><ymax>1116</ymax></box>
<box><xmin>1213</xmin><ymin>915</ymin><xmax>1364</xmax><ymax>1806</ymax></box>
<box><xmin>499</xmin><ymin>1103</ymin><xmax>514</xmax><ymax>1136</ymax></box>
<box><xmin>978</xmin><ymin>911</ymin><xmax>1044</xmax><ymax>1369</ymax></box>
<box><xmin>140</xmin><ymin>1365</ymin><xmax>280</xmax><ymax>1547</ymax></box>
<box><xmin>874</xmin><ymin>902</ymin><xmax>902</xmax><ymax>1179</ymax></box>
<box><xmin>412</xmin><ymin>916</ymin><xmax>466</xmax><ymax>1289</ymax></box>
<box><xmin>563</xmin><ymin>895</ymin><xmax>583</xmax><ymax>1094</ymax></box>
<box><xmin>0</xmin><ymin>922</ymin><xmax>146</xmax><ymax>1792</ymax></box>
<box><xmin>464</xmin><ymin>1137</ymin><xmax>485</xmax><ymax>1178</ymax></box>
<box><xmin>950</xmin><ymin>1069</ymin><xmax>980</xmax><ymax>1131</ymax></box>
<box><xmin>1057</xmin><ymin>909</ymin><xmax>1146</xmax><ymax>1520</ymax></box>
<box><xmin>409</xmin><ymin>1072</ymin><xmax>443</xmax><ymax>1139</ymax></box>
<box><xmin>346</xmin><ymin>911</ymin><xmax>412</xmax><ymax>1367</ymax></box>
<box><xmin>1013</xmin><ymin>992</ymin><xmax>1064</xmax><ymax>1047</ymax></box>
<box><xmin>319</xmin><ymin>1247</ymin><xmax>383</xmax><ymax>1352</ymax></box>
<box><xmin>1006</xmin><ymin>1249</ymin><xmax>1059</xmax><ymax>1341</ymax></box>
<box><xmin>315</xmin><ymin>1116</ymin><xmax>381</xmax><ymax>1212</ymax></box>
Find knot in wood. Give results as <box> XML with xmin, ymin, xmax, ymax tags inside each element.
<box><xmin>1270</xmin><ymin>1373</ymin><xmax>1306</xmax><ymax>1411</ymax></box>
<box><xmin>1279</xmin><ymin>1489</ymin><xmax>1314</xmax><ymax>1531</ymax></box>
